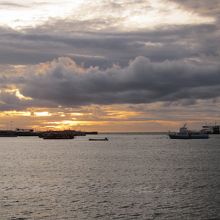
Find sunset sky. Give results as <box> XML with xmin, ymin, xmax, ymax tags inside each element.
<box><xmin>0</xmin><ymin>0</ymin><xmax>220</xmax><ymax>131</ymax></box>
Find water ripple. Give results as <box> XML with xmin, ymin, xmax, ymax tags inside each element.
<box><xmin>0</xmin><ymin>135</ymin><xmax>219</xmax><ymax>219</ymax></box>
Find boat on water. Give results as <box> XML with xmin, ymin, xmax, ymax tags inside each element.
<box><xmin>0</xmin><ymin>130</ymin><xmax>17</xmax><ymax>137</ymax></box>
<box><xmin>89</xmin><ymin>137</ymin><xmax>108</xmax><ymax>141</ymax></box>
<box><xmin>39</xmin><ymin>131</ymin><xmax>75</xmax><ymax>140</ymax></box>
<box><xmin>15</xmin><ymin>128</ymin><xmax>39</xmax><ymax>136</ymax></box>
<box><xmin>202</xmin><ymin>124</ymin><xmax>220</xmax><ymax>134</ymax></box>
<box><xmin>168</xmin><ymin>124</ymin><xmax>209</xmax><ymax>139</ymax></box>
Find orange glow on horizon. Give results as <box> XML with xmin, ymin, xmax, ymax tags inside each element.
<box><xmin>0</xmin><ymin>111</ymin><xmax>31</xmax><ymax>117</ymax></box>
<box><xmin>34</xmin><ymin>112</ymin><xmax>52</xmax><ymax>117</ymax></box>
<box><xmin>0</xmin><ymin>103</ymin><xmax>219</xmax><ymax>132</ymax></box>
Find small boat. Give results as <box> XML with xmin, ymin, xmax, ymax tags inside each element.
<box><xmin>168</xmin><ymin>124</ymin><xmax>209</xmax><ymax>139</ymax></box>
<box><xmin>89</xmin><ymin>137</ymin><xmax>108</xmax><ymax>141</ymax></box>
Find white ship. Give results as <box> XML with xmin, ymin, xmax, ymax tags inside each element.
<box><xmin>168</xmin><ymin>124</ymin><xmax>209</xmax><ymax>139</ymax></box>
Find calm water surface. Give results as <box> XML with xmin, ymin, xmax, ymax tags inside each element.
<box><xmin>0</xmin><ymin>134</ymin><xmax>220</xmax><ymax>219</ymax></box>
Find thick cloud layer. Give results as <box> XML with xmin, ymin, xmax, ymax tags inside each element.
<box><xmin>1</xmin><ymin>56</ymin><xmax>218</xmax><ymax>110</ymax></box>
<box><xmin>0</xmin><ymin>23</ymin><xmax>219</xmax><ymax>68</ymax></box>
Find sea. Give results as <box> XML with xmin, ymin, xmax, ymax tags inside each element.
<box><xmin>0</xmin><ymin>134</ymin><xmax>219</xmax><ymax>220</ymax></box>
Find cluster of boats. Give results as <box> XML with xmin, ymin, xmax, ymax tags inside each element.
<box><xmin>0</xmin><ymin>124</ymin><xmax>217</xmax><ymax>140</ymax></box>
<box><xmin>0</xmin><ymin>128</ymin><xmax>110</xmax><ymax>141</ymax></box>
<box><xmin>0</xmin><ymin>129</ymin><xmax>100</xmax><ymax>140</ymax></box>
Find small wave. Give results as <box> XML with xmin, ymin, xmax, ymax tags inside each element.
<box><xmin>119</xmin><ymin>203</ymin><xmax>134</xmax><ymax>209</ymax></box>
<box><xmin>130</xmin><ymin>213</ymin><xmax>141</xmax><ymax>217</ymax></box>
<box><xmin>11</xmin><ymin>217</ymin><xmax>28</xmax><ymax>220</ymax></box>
<box><xmin>71</xmin><ymin>200</ymin><xmax>79</xmax><ymax>203</ymax></box>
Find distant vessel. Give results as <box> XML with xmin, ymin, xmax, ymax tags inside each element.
<box><xmin>202</xmin><ymin>124</ymin><xmax>220</xmax><ymax>134</ymax></box>
<box><xmin>0</xmin><ymin>130</ymin><xmax>17</xmax><ymax>137</ymax></box>
<box><xmin>0</xmin><ymin>128</ymin><xmax>39</xmax><ymax>137</ymax></box>
<box><xmin>169</xmin><ymin>124</ymin><xmax>209</xmax><ymax>139</ymax></box>
<box><xmin>39</xmin><ymin>131</ymin><xmax>75</xmax><ymax>140</ymax></box>
<box><xmin>15</xmin><ymin>128</ymin><xmax>39</xmax><ymax>136</ymax></box>
<box><xmin>0</xmin><ymin>128</ymin><xmax>98</xmax><ymax>138</ymax></box>
<box><xmin>85</xmin><ymin>131</ymin><xmax>98</xmax><ymax>135</ymax></box>
<box><xmin>89</xmin><ymin>137</ymin><xmax>108</xmax><ymax>141</ymax></box>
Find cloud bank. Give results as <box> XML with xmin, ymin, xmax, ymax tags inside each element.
<box><xmin>1</xmin><ymin>56</ymin><xmax>219</xmax><ymax>110</ymax></box>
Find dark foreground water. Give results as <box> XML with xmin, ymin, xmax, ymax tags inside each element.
<box><xmin>0</xmin><ymin>134</ymin><xmax>219</xmax><ymax>220</ymax></box>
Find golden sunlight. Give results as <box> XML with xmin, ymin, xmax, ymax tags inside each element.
<box><xmin>0</xmin><ymin>111</ymin><xmax>31</xmax><ymax>117</ymax></box>
<box><xmin>15</xmin><ymin>89</ymin><xmax>32</xmax><ymax>100</ymax></box>
<box><xmin>44</xmin><ymin>120</ymin><xmax>105</xmax><ymax>130</ymax></box>
<box><xmin>34</xmin><ymin>112</ymin><xmax>52</xmax><ymax>117</ymax></box>
<box><xmin>1</xmin><ymin>88</ymin><xmax>32</xmax><ymax>100</ymax></box>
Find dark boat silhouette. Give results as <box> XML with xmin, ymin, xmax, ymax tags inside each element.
<box><xmin>39</xmin><ymin>131</ymin><xmax>75</xmax><ymax>139</ymax></box>
<box><xmin>89</xmin><ymin>137</ymin><xmax>108</xmax><ymax>141</ymax></box>
<box><xmin>0</xmin><ymin>130</ymin><xmax>17</xmax><ymax>137</ymax></box>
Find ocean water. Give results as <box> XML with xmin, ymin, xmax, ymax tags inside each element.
<box><xmin>0</xmin><ymin>134</ymin><xmax>219</xmax><ymax>220</ymax></box>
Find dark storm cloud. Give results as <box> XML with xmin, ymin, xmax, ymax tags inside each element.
<box><xmin>0</xmin><ymin>56</ymin><xmax>213</xmax><ymax>109</ymax></box>
<box><xmin>1</xmin><ymin>34</ymin><xmax>220</xmax><ymax>110</ymax></box>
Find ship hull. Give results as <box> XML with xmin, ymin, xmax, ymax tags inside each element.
<box><xmin>89</xmin><ymin>138</ymin><xmax>108</xmax><ymax>141</ymax></box>
<box><xmin>169</xmin><ymin>134</ymin><xmax>209</xmax><ymax>139</ymax></box>
<box><xmin>0</xmin><ymin>131</ymin><xmax>17</xmax><ymax>137</ymax></box>
<box><xmin>0</xmin><ymin>134</ymin><xmax>17</xmax><ymax>137</ymax></box>
<box><xmin>42</xmin><ymin>137</ymin><xmax>74</xmax><ymax>139</ymax></box>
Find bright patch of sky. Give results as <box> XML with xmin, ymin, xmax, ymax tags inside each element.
<box><xmin>0</xmin><ymin>0</ymin><xmax>84</xmax><ymax>29</ymax></box>
<box><xmin>0</xmin><ymin>0</ymin><xmax>215</xmax><ymax>30</ymax></box>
